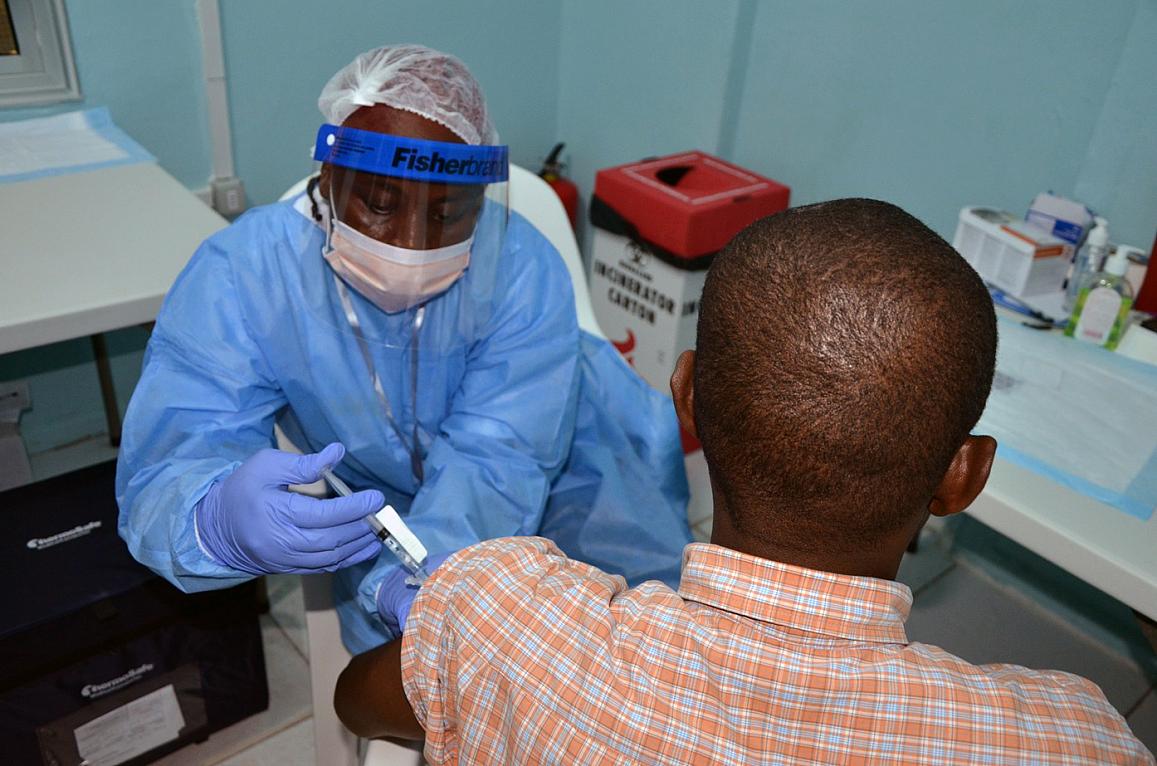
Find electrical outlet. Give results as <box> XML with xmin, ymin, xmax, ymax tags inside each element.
<box><xmin>0</xmin><ymin>379</ymin><xmax>31</xmax><ymax>421</ymax></box>
<box><xmin>211</xmin><ymin>177</ymin><xmax>248</xmax><ymax>217</ymax></box>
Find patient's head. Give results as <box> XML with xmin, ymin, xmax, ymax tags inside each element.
<box><xmin>670</xmin><ymin>198</ymin><xmax>997</xmax><ymax>576</ymax></box>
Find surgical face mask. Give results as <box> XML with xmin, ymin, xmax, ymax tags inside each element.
<box><xmin>325</xmin><ymin>217</ymin><xmax>471</xmax><ymax>314</ymax></box>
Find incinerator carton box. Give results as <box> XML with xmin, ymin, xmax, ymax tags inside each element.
<box><xmin>588</xmin><ymin>151</ymin><xmax>790</xmax><ymax>396</ymax></box>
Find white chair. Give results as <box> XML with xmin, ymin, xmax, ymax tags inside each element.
<box><xmin>277</xmin><ymin>164</ymin><xmax>600</xmax><ymax>766</ymax></box>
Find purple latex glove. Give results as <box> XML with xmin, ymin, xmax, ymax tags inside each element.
<box><xmin>195</xmin><ymin>443</ymin><xmax>383</xmax><ymax>575</ymax></box>
<box><xmin>376</xmin><ymin>552</ymin><xmax>453</xmax><ymax>639</ymax></box>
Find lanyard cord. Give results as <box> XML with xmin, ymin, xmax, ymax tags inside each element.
<box><xmin>333</xmin><ymin>274</ymin><xmax>427</xmax><ymax>483</ymax></box>
<box><xmin>321</xmin><ymin>188</ymin><xmax>426</xmax><ymax>483</ymax></box>
<box><xmin>409</xmin><ymin>304</ymin><xmax>426</xmax><ymax>482</ymax></box>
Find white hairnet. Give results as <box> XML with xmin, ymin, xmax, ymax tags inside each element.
<box><xmin>318</xmin><ymin>45</ymin><xmax>497</xmax><ymax>146</ymax></box>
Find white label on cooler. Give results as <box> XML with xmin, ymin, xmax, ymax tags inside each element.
<box><xmin>74</xmin><ymin>684</ymin><xmax>185</xmax><ymax>766</ymax></box>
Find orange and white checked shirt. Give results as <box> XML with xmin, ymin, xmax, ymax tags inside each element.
<box><xmin>401</xmin><ymin>537</ymin><xmax>1152</xmax><ymax>765</ymax></box>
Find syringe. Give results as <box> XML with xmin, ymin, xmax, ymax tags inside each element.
<box><xmin>322</xmin><ymin>468</ymin><xmax>431</xmax><ymax>585</ymax></box>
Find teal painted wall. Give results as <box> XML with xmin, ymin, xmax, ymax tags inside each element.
<box><xmin>0</xmin><ymin>1</ymin><xmax>563</xmax><ymax>457</ymax></box>
<box><xmin>0</xmin><ymin>0</ymin><xmax>563</xmax><ymax>202</ymax></box>
<box><xmin>0</xmin><ymin>0</ymin><xmax>211</xmax><ymax>189</ymax></box>
<box><xmin>0</xmin><ymin>331</ymin><xmax>147</xmax><ymax>456</ymax></box>
<box><xmin>218</xmin><ymin>0</ymin><xmax>562</xmax><ymax>206</ymax></box>
<box><xmin>0</xmin><ymin>1</ymin><xmax>210</xmax><ymax>455</ymax></box>
<box><xmin>556</xmin><ymin>0</ymin><xmax>1157</xmax><ymax>252</ymax></box>
<box><xmin>1073</xmin><ymin>0</ymin><xmax>1157</xmax><ymax>251</ymax></box>
<box><xmin>729</xmin><ymin>0</ymin><xmax>1153</xmax><ymax>248</ymax></box>
<box><xmin>2</xmin><ymin>1</ymin><xmax>1154</xmax><ymax>455</ymax></box>
<box><xmin>3</xmin><ymin>1</ymin><xmax>1150</xmax><ymax>250</ymax></box>
<box><xmin>0</xmin><ymin>2</ymin><xmax>1153</xmax><ymax>688</ymax></box>
<box><xmin>555</xmin><ymin>0</ymin><xmax>746</xmax><ymax>248</ymax></box>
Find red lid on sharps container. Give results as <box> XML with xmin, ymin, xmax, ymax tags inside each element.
<box><xmin>593</xmin><ymin>151</ymin><xmax>790</xmax><ymax>260</ymax></box>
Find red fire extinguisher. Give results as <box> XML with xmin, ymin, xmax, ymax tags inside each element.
<box><xmin>539</xmin><ymin>142</ymin><xmax>579</xmax><ymax>232</ymax></box>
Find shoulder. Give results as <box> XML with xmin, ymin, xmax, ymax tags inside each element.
<box><xmin>155</xmin><ymin>200</ymin><xmax>318</xmax><ymax>348</ymax></box>
<box><xmin>908</xmin><ymin>641</ymin><xmax>1109</xmax><ymax>701</ymax></box>
<box><xmin>430</xmin><ymin>537</ymin><xmax>622</xmax><ymax>606</ymax></box>
<box><xmin>505</xmin><ymin>210</ymin><xmax>558</xmax><ymax>258</ymax></box>
<box><xmin>904</xmin><ymin>642</ymin><xmax>1144</xmax><ymax>755</ymax></box>
<box><xmin>196</xmin><ymin>199</ymin><xmax>318</xmax><ymax>266</ymax></box>
<box><xmin>414</xmin><ymin>537</ymin><xmax>687</xmax><ymax>653</ymax></box>
<box><xmin>501</xmin><ymin>211</ymin><xmax>570</xmax><ymax>288</ymax></box>
<box><xmin>167</xmin><ymin>199</ymin><xmax>321</xmax><ymax>303</ymax></box>
<box><xmin>409</xmin><ymin>537</ymin><xmax>662</xmax><ymax>654</ymax></box>
<box><xmin>481</xmin><ymin>212</ymin><xmax>578</xmax><ymax>338</ymax></box>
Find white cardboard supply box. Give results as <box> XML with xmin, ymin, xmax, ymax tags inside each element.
<box><xmin>589</xmin><ymin>227</ymin><xmax>707</xmax><ymax>392</ymax></box>
<box><xmin>952</xmin><ymin>207</ymin><xmax>1072</xmax><ymax>297</ymax></box>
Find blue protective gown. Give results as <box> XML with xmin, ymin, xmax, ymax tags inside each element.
<box><xmin>116</xmin><ymin>195</ymin><xmax>691</xmax><ymax>653</ymax></box>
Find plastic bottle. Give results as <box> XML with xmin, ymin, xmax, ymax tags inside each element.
<box><xmin>1064</xmin><ymin>216</ymin><xmax>1109</xmax><ymax>312</ymax></box>
<box><xmin>1064</xmin><ymin>245</ymin><xmax>1135</xmax><ymax>350</ymax></box>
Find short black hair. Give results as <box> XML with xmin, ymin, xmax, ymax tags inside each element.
<box><xmin>693</xmin><ymin>198</ymin><xmax>996</xmax><ymax>552</ymax></box>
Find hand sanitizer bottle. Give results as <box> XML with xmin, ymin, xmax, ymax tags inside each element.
<box><xmin>1064</xmin><ymin>216</ymin><xmax>1109</xmax><ymax>312</ymax></box>
<box><xmin>1065</xmin><ymin>245</ymin><xmax>1134</xmax><ymax>350</ymax></box>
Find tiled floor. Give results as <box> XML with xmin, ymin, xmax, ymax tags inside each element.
<box><xmin>1132</xmin><ymin>691</ymin><xmax>1157</xmax><ymax>751</ymax></box>
<box><xmin>215</xmin><ymin>718</ymin><xmax>315</xmax><ymax>766</ymax></box>
<box><xmin>158</xmin><ymin>492</ymin><xmax>1157</xmax><ymax>764</ymax></box>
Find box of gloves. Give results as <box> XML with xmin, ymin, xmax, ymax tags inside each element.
<box><xmin>0</xmin><ymin>461</ymin><xmax>268</xmax><ymax>766</ymax></box>
<box><xmin>588</xmin><ymin>151</ymin><xmax>790</xmax><ymax>396</ymax></box>
<box><xmin>952</xmin><ymin>206</ymin><xmax>1073</xmax><ymax>297</ymax></box>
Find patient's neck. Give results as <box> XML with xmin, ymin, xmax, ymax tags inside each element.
<box><xmin>708</xmin><ymin>500</ymin><xmax>917</xmax><ymax>581</ymax></box>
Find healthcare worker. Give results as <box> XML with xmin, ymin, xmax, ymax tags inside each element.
<box><xmin>117</xmin><ymin>45</ymin><xmax>691</xmax><ymax>653</ymax></box>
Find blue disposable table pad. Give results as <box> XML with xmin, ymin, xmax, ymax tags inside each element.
<box><xmin>977</xmin><ymin>318</ymin><xmax>1157</xmax><ymax>521</ymax></box>
<box><xmin>0</xmin><ymin>107</ymin><xmax>154</xmax><ymax>184</ymax></box>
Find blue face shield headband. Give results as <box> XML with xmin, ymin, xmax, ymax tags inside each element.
<box><xmin>313</xmin><ymin>123</ymin><xmax>509</xmax><ymax>184</ymax></box>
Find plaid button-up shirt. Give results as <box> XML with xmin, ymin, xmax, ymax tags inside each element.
<box><xmin>402</xmin><ymin>537</ymin><xmax>1152</xmax><ymax>765</ymax></box>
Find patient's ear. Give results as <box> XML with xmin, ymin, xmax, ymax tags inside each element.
<box><xmin>928</xmin><ymin>435</ymin><xmax>997</xmax><ymax>517</ymax></box>
<box><xmin>670</xmin><ymin>350</ymin><xmax>697</xmax><ymax>440</ymax></box>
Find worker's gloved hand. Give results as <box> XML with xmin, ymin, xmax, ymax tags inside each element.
<box><xmin>195</xmin><ymin>443</ymin><xmax>384</xmax><ymax>575</ymax></box>
<box><xmin>375</xmin><ymin>553</ymin><xmax>453</xmax><ymax>639</ymax></box>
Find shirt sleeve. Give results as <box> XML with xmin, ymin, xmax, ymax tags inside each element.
<box><xmin>400</xmin><ymin>537</ymin><xmax>629</xmax><ymax>763</ymax></box>
<box><xmin>355</xmin><ymin>217</ymin><xmax>582</xmax><ymax>616</ymax></box>
<box><xmin>115</xmin><ymin>216</ymin><xmax>285</xmax><ymax>591</ymax></box>
<box><xmin>981</xmin><ymin>665</ymin><xmax>1157</xmax><ymax>765</ymax></box>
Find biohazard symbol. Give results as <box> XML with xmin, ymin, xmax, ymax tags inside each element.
<box><xmin>612</xmin><ymin>329</ymin><xmax>637</xmax><ymax>367</ymax></box>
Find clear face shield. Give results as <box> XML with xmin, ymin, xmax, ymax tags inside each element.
<box><xmin>311</xmin><ymin>123</ymin><xmax>509</xmax><ymax>339</ymax></box>
<box><xmin>301</xmin><ymin>124</ymin><xmax>510</xmax><ymax>483</ymax></box>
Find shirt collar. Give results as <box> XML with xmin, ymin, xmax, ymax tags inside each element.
<box><xmin>678</xmin><ymin>543</ymin><xmax>912</xmax><ymax>644</ymax></box>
